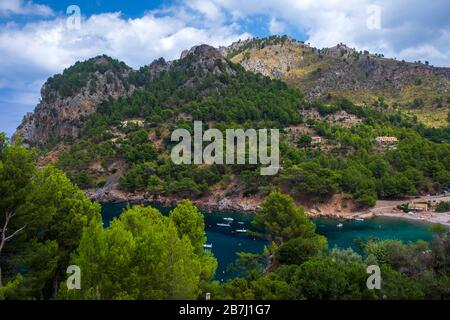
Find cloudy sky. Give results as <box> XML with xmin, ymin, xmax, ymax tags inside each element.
<box><xmin>1</xmin><ymin>0</ymin><xmax>449</xmax><ymax>136</ymax></box>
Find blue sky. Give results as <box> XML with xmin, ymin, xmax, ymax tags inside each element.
<box><xmin>1</xmin><ymin>0</ymin><xmax>449</xmax><ymax>137</ymax></box>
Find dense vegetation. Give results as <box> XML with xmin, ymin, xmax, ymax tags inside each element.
<box><xmin>44</xmin><ymin>55</ymin><xmax>131</xmax><ymax>99</ymax></box>
<box><xmin>0</xmin><ymin>134</ymin><xmax>100</xmax><ymax>298</ymax></box>
<box><xmin>207</xmin><ymin>191</ymin><xmax>450</xmax><ymax>300</ymax></box>
<box><xmin>0</xmin><ymin>136</ymin><xmax>216</xmax><ymax>299</ymax></box>
<box><xmin>54</xmin><ymin>54</ymin><xmax>450</xmax><ymax>208</ymax></box>
<box><xmin>3</xmin><ymin>137</ymin><xmax>450</xmax><ymax>300</ymax></box>
<box><xmin>61</xmin><ymin>202</ymin><xmax>217</xmax><ymax>299</ymax></box>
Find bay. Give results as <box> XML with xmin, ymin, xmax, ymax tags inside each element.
<box><xmin>101</xmin><ymin>203</ymin><xmax>433</xmax><ymax>281</ymax></box>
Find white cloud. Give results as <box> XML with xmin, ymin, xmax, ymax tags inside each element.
<box><xmin>0</xmin><ymin>9</ymin><xmax>248</xmax><ymax>78</ymax></box>
<box><xmin>187</xmin><ymin>0</ymin><xmax>224</xmax><ymax>23</ymax></box>
<box><xmin>0</xmin><ymin>0</ymin><xmax>53</xmax><ymax>16</ymax></box>
<box><xmin>269</xmin><ymin>17</ymin><xmax>285</xmax><ymax>35</ymax></box>
<box><xmin>0</xmin><ymin>3</ymin><xmax>251</xmax><ymax>135</ymax></box>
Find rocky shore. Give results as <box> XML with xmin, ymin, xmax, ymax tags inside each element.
<box><xmin>85</xmin><ymin>187</ymin><xmax>450</xmax><ymax>227</ymax></box>
<box><xmin>85</xmin><ymin>186</ymin><xmax>364</xmax><ymax>219</ymax></box>
<box><xmin>84</xmin><ymin>188</ymin><xmax>262</xmax><ymax>213</ymax></box>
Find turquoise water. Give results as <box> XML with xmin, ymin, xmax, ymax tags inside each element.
<box><xmin>314</xmin><ymin>217</ymin><xmax>433</xmax><ymax>250</ymax></box>
<box><xmin>101</xmin><ymin>203</ymin><xmax>434</xmax><ymax>281</ymax></box>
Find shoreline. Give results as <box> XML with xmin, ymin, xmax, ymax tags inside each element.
<box><xmin>86</xmin><ymin>188</ymin><xmax>450</xmax><ymax>227</ymax></box>
<box><xmin>371</xmin><ymin>211</ymin><xmax>450</xmax><ymax>228</ymax></box>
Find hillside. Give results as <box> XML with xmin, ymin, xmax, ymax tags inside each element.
<box><xmin>226</xmin><ymin>36</ymin><xmax>450</xmax><ymax>127</ymax></box>
<box><xmin>14</xmin><ymin>56</ymin><xmax>136</xmax><ymax>147</ymax></box>
<box><xmin>15</xmin><ymin>36</ymin><xmax>450</xmax><ymax>148</ymax></box>
<box><xmin>11</xmin><ymin>39</ymin><xmax>450</xmax><ymax>214</ymax></box>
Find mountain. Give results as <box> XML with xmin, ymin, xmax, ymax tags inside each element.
<box><xmin>10</xmin><ymin>38</ymin><xmax>450</xmax><ymax>215</ymax></box>
<box><xmin>225</xmin><ymin>36</ymin><xmax>450</xmax><ymax>126</ymax></box>
<box><xmin>13</xmin><ymin>45</ymin><xmax>239</xmax><ymax>147</ymax></box>
<box><xmin>14</xmin><ymin>55</ymin><xmax>137</xmax><ymax>147</ymax></box>
<box><xmin>15</xmin><ymin>36</ymin><xmax>450</xmax><ymax>147</ymax></box>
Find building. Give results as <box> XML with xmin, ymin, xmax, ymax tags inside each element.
<box><xmin>375</xmin><ymin>136</ymin><xmax>399</xmax><ymax>145</ymax></box>
<box><xmin>285</xmin><ymin>126</ymin><xmax>311</xmax><ymax>135</ymax></box>
<box><xmin>311</xmin><ymin>136</ymin><xmax>322</xmax><ymax>148</ymax></box>
<box><xmin>409</xmin><ymin>202</ymin><xmax>429</xmax><ymax>212</ymax></box>
<box><xmin>121</xmin><ymin>119</ymin><xmax>145</xmax><ymax>128</ymax></box>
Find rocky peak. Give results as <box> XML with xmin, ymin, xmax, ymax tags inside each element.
<box><xmin>13</xmin><ymin>44</ymin><xmax>238</xmax><ymax>147</ymax></box>
<box><xmin>180</xmin><ymin>44</ymin><xmax>221</xmax><ymax>60</ymax></box>
<box><xmin>147</xmin><ymin>57</ymin><xmax>171</xmax><ymax>78</ymax></box>
<box><xmin>91</xmin><ymin>54</ymin><xmax>113</xmax><ymax>66</ymax></box>
<box><xmin>322</xmin><ymin>43</ymin><xmax>356</xmax><ymax>59</ymax></box>
<box><xmin>13</xmin><ymin>56</ymin><xmax>136</xmax><ymax>146</ymax></box>
<box><xmin>179</xmin><ymin>44</ymin><xmax>235</xmax><ymax>76</ymax></box>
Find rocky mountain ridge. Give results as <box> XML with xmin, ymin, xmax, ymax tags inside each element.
<box><xmin>227</xmin><ymin>36</ymin><xmax>450</xmax><ymax>106</ymax></box>
<box><xmin>13</xmin><ymin>45</ymin><xmax>236</xmax><ymax>146</ymax></box>
<box><xmin>13</xmin><ymin>36</ymin><xmax>450</xmax><ymax>146</ymax></box>
<box><xmin>14</xmin><ymin>55</ymin><xmax>136</xmax><ymax>146</ymax></box>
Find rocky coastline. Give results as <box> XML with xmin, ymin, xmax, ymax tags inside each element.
<box><xmin>84</xmin><ymin>188</ymin><xmax>262</xmax><ymax>213</ymax></box>
<box><xmin>84</xmin><ymin>186</ymin><xmax>367</xmax><ymax>219</ymax></box>
<box><xmin>85</xmin><ymin>187</ymin><xmax>450</xmax><ymax>227</ymax></box>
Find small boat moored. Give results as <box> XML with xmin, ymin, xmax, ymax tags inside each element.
<box><xmin>217</xmin><ymin>223</ymin><xmax>231</xmax><ymax>227</ymax></box>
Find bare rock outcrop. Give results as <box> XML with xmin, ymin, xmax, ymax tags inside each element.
<box><xmin>13</xmin><ymin>55</ymin><xmax>136</xmax><ymax>146</ymax></box>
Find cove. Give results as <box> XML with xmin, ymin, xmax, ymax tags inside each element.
<box><xmin>101</xmin><ymin>203</ymin><xmax>433</xmax><ymax>282</ymax></box>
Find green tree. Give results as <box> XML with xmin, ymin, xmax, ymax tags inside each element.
<box><xmin>378</xmin><ymin>173</ymin><xmax>416</xmax><ymax>198</ymax></box>
<box><xmin>64</xmin><ymin>205</ymin><xmax>216</xmax><ymax>299</ymax></box>
<box><xmin>14</xmin><ymin>166</ymin><xmax>100</xmax><ymax>298</ymax></box>
<box><xmin>297</xmin><ymin>134</ymin><xmax>312</xmax><ymax>147</ymax></box>
<box><xmin>276</xmin><ymin>236</ymin><xmax>327</xmax><ymax>265</ymax></box>
<box><xmin>0</xmin><ymin>137</ymin><xmax>100</xmax><ymax>298</ymax></box>
<box><xmin>253</xmin><ymin>190</ymin><xmax>317</xmax><ymax>244</ymax></box>
<box><xmin>380</xmin><ymin>265</ymin><xmax>425</xmax><ymax>300</ymax></box>
<box><xmin>169</xmin><ymin>199</ymin><xmax>206</xmax><ymax>253</ymax></box>
<box><xmin>435</xmin><ymin>202</ymin><xmax>450</xmax><ymax>213</ymax></box>
<box><xmin>290</xmin><ymin>257</ymin><xmax>376</xmax><ymax>300</ymax></box>
<box><xmin>0</xmin><ymin>139</ymin><xmax>36</xmax><ymax>289</ymax></box>
<box><xmin>281</xmin><ymin>162</ymin><xmax>340</xmax><ymax>201</ymax></box>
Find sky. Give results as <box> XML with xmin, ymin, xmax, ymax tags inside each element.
<box><xmin>0</xmin><ymin>0</ymin><xmax>449</xmax><ymax>137</ymax></box>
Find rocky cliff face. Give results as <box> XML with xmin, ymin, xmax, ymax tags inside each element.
<box><xmin>13</xmin><ymin>45</ymin><xmax>236</xmax><ymax>147</ymax></box>
<box><xmin>179</xmin><ymin>44</ymin><xmax>237</xmax><ymax>76</ymax></box>
<box><xmin>227</xmin><ymin>37</ymin><xmax>450</xmax><ymax>105</ymax></box>
<box><xmin>13</xmin><ymin>56</ymin><xmax>136</xmax><ymax>146</ymax></box>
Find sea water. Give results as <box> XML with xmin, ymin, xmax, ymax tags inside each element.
<box><xmin>101</xmin><ymin>203</ymin><xmax>434</xmax><ymax>281</ymax></box>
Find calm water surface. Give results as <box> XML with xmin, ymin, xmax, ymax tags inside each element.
<box><xmin>101</xmin><ymin>203</ymin><xmax>433</xmax><ymax>281</ymax></box>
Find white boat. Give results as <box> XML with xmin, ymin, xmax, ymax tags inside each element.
<box><xmin>216</xmin><ymin>223</ymin><xmax>231</xmax><ymax>227</ymax></box>
<box><xmin>236</xmin><ymin>229</ymin><xmax>247</xmax><ymax>233</ymax></box>
<box><xmin>337</xmin><ymin>223</ymin><xmax>344</xmax><ymax>228</ymax></box>
<box><xmin>355</xmin><ymin>218</ymin><xmax>365</xmax><ymax>221</ymax></box>
<box><xmin>223</xmin><ymin>217</ymin><xmax>234</xmax><ymax>222</ymax></box>
<box><xmin>203</xmin><ymin>244</ymin><xmax>213</xmax><ymax>249</ymax></box>
<box><xmin>238</xmin><ymin>222</ymin><xmax>245</xmax><ymax>225</ymax></box>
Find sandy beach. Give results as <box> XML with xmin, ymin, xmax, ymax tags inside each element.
<box><xmin>354</xmin><ymin>194</ymin><xmax>450</xmax><ymax>227</ymax></box>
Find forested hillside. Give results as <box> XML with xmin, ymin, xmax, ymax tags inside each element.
<box><xmin>2</xmin><ymin>138</ymin><xmax>450</xmax><ymax>300</ymax></box>
<box><xmin>3</xmin><ymin>38</ymin><xmax>450</xmax><ymax>299</ymax></box>
<box><xmin>19</xmin><ymin>43</ymin><xmax>447</xmax><ymax>210</ymax></box>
